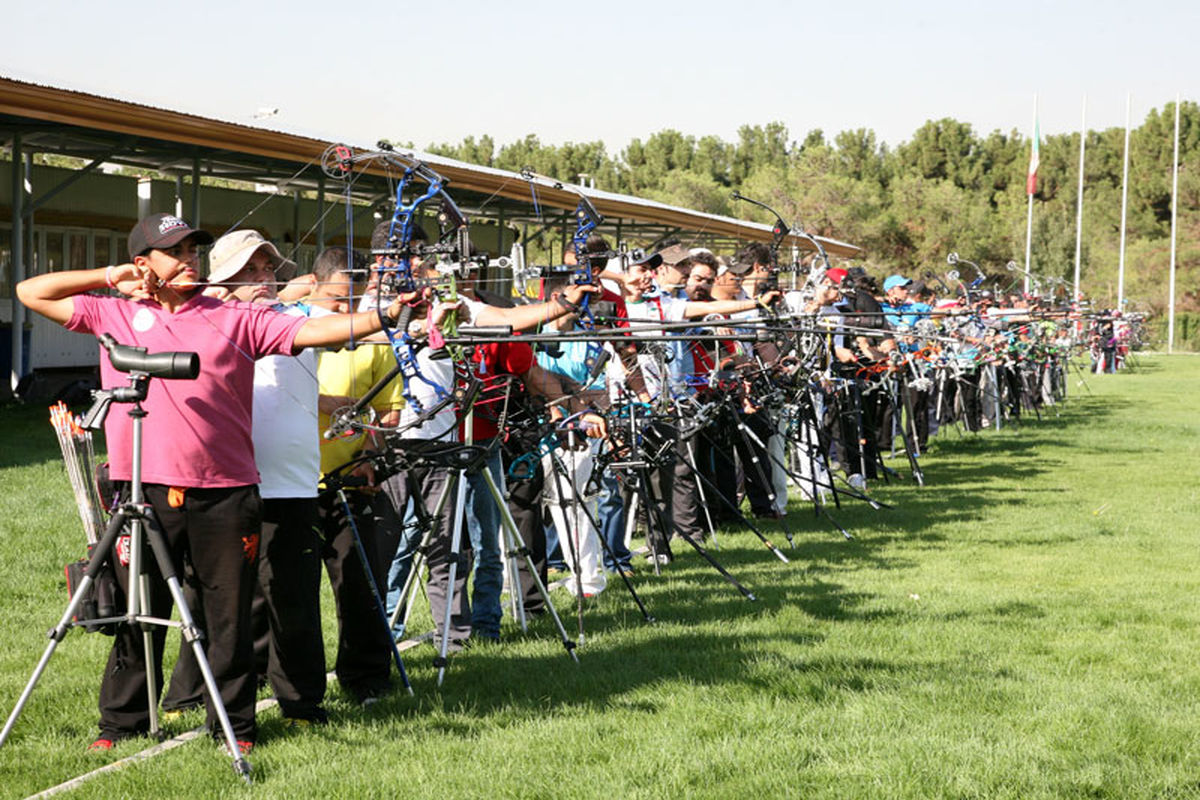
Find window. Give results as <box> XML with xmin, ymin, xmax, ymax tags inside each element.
<box><xmin>67</xmin><ymin>230</ymin><xmax>90</xmax><ymax>270</ymax></box>
<box><xmin>43</xmin><ymin>232</ymin><xmax>63</xmax><ymax>274</ymax></box>
<box><xmin>94</xmin><ymin>234</ymin><xmax>109</xmax><ymax>267</ymax></box>
<box><xmin>0</xmin><ymin>227</ymin><xmax>10</xmax><ymax>299</ymax></box>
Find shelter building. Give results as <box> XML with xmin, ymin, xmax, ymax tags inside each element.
<box><xmin>0</xmin><ymin>76</ymin><xmax>859</xmax><ymax>396</ymax></box>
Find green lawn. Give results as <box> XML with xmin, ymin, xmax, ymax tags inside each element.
<box><xmin>1</xmin><ymin>356</ymin><xmax>1198</xmax><ymax>799</ymax></box>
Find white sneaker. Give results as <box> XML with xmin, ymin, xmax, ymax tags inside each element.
<box><xmin>847</xmin><ymin>474</ymin><xmax>867</xmax><ymax>491</ymax></box>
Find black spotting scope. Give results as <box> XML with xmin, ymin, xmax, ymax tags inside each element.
<box><xmin>98</xmin><ymin>333</ymin><xmax>200</xmax><ymax>380</ymax></box>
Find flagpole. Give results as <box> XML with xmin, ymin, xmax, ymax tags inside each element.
<box><xmin>1024</xmin><ymin>93</ymin><xmax>1038</xmax><ymax>295</ymax></box>
<box><xmin>1073</xmin><ymin>95</ymin><xmax>1087</xmax><ymax>303</ymax></box>
<box><xmin>1117</xmin><ymin>93</ymin><xmax>1132</xmax><ymax>311</ymax></box>
<box><xmin>1168</xmin><ymin>94</ymin><xmax>1180</xmax><ymax>354</ymax></box>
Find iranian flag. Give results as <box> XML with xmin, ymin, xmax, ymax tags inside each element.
<box><xmin>1026</xmin><ymin>117</ymin><xmax>1041</xmax><ymax>195</ymax></box>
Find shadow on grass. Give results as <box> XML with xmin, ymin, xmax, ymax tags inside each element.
<box><xmin>788</xmin><ymin>389</ymin><xmax>1127</xmax><ymax>553</ymax></box>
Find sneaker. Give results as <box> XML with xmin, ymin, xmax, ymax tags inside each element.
<box><xmin>87</xmin><ymin>737</ymin><xmax>115</xmax><ymax>752</ymax></box>
<box><xmin>160</xmin><ymin>709</ymin><xmax>185</xmax><ymax>723</ymax></box>
<box><xmin>345</xmin><ymin>679</ymin><xmax>391</xmax><ymax>707</ymax></box>
<box><xmin>283</xmin><ymin>708</ymin><xmax>328</xmax><ymax>729</ymax></box>
<box><xmin>847</xmin><ymin>474</ymin><xmax>867</xmax><ymax>491</ymax></box>
<box><xmin>221</xmin><ymin>739</ymin><xmax>255</xmax><ymax>756</ymax></box>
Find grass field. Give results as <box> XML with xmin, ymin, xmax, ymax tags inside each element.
<box><xmin>1</xmin><ymin>355</ymin><xmax>1198</xmax><ymax>799</ymax></box>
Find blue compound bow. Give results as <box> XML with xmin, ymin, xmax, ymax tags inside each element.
<box><xmin>320</xmin><ymin>143</ymin><xmax>470</xmax><ymax>431</ymax></box>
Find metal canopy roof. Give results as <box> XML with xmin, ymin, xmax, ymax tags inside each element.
<box><xmin>0</xmin><ymin>76</ymin><xmax>861</xmax><ymax>257</ymax></box>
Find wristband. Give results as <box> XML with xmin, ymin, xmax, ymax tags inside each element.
<box><xmin>104</xmin><ymin>266</ymin><xmax>116</xmax><ymax>290</ymax></box>
<box><xmin>555</xmin><ymin>293</ymin><xmax>580</xmax><ymax>314</ymax></box>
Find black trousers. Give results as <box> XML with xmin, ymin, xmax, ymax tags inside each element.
<box><xmin>672</xmin><ymin>436</ymin><xmax>708</xmax><ymax>542</ymax></box>
<box><xmin>253</xmin><ymin>498</ymin><xmax>326</xmax><ymax>718</ymax></box>
<box><xmin>318</xmin><ymin>489</ymin><xmax>394</xmax><ymax>700</ymax></box>
<box><xmin>834</xmin><ymin>380</ymin><xmax>880</xmax><ymax>479</ymax></box>
<box><xmin>164</xmin><ymin>497</ymin><xmax>326</xmax><ymax>721</ymax></box>
<box><xmin>734</xmin><ymin>410</ymin><xmax>775</xmax><ymax>515</ymax></box>
<box><xmin>956</xmin><ymin>372</ymin><xmax>983</xmax><ymax>431</ymax></box>
<box><xmin>99</xmin><ymin>484</ymin><xmax>259</xmax><ymax>742</ymax></box>
<box><xmin>621</xmin><ymin>462</ymin><xmax>674</xmax><ymax>561</ymax></box>
<box><xmin>877</xmin><ymin>380</ymin><xmax>930</xmax><ymax>454</ymax></box>
<box><xmin>699</xmin><ymin>418</ymin><xmax>739</xmax><ymax>522</ymax></box>
<box><xmin>387</xmin><ymin>467</ymin><xmax>473</xmax><ymax>650</ymax></box>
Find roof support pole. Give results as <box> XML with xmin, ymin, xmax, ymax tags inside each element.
<box><xmin>25</xmin><ymin>149</ymin><xmax>117</xmax><ymax>215</ymax></box>
<box><xmin>9</xmin><ymin>131</ymin><xmax>25</xmax><ymax>390</ymax></box>
<box><xmin>495</xmin><ymin>204</ymin><xmax>507</xmax><ymax>296</ymax></box>
<box><xmin>190</xmin><ymin>155</ymin><xmax>200</xmax><ymax>227</ymax></box>
<box><xmin>316</xmin><ymin>174</ymin><xmax>326</xmax><ymax>251</ymax></box>
<box><xmin>292</xmin><ymin>189</ymin><xmax>301</xmax><ymax>262</ymax></box>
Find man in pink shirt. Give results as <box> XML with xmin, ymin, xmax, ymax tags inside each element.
<box><xmin>17</xmin><ymin>213</ymin><xmax>408</xmax><ymax>753</ymax></box>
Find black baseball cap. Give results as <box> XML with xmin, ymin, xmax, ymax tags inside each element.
<box><xmin>128</xmin><ymin>213</ymin><xmax>214</xmax><ymax>258</ymax></box>
<box><xmin>630</xmin><ymin>250</ymin><xmax>663</xmax><ymax>270</ymax></box>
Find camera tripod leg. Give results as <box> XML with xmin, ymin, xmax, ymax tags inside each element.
<box><xmin>544</xmin><ymin>448</ymin><xmax>588</xmax><ymax>644</ymax></box>
<box><xmin>0</xmin><ymin>510</ymin><xmax>129</xmax><ymax>748</ymax></box>
<box><xmin>480</xmin><ymin>467</ymin><xmax>582</xmax><ymax>659</ymax></box>
<box><xmin>546</xmin><ymin>450</ymin><xmax>654</xmax><ymax>624</ymax></box>
<box><xmin>123</xmin><ymin>514</ymin><xmax>163</xmax><ymax>740</ymax></box>
<box><xmin>435</xmin><ymin>470</ymin><xmax>469</xmax><ymax>687</ymax></box>
<box><xmin>630</xmin><ymin>468</ymin><xmax>667</xmax><ymax>576</ymax></box>
<box><xmin>643</xmin><ymin>465</ymin><xmax>757</xmax><ymax>602</ymax></box>
<box><xmin>388</xmin><ymin>470</ymin><xmax>454</xmax><ymax>638</ymax></box>
<box><xmin>681</xmin><ymin>439</ymin><xmax>719</xmax><ymax>549</ymax></box>
<box><xmin>682</xmin><ymin>439</ymin><xmax>789</xmax><ymax>562</ymax></box>
<box><xmin>727</xmin><ymin>407</ymin><xmax>796</xmax><ymax>548</ymax></box>
<box><xmin>494</xmin><ymin>480</ymin><xmax>527</xmax><ymax>631</ymax></box>
<box><xmin>139</xmin><ymin>511</ymin><xmax>251</xmax><ymax>783</ymax></box>
<box><xmin>333</xmin><ymin>489</ymin><xmax>412</xmax><ymax>696</ymax></box>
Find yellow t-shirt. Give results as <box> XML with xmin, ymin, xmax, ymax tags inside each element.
<box><xmin>317</xmin><ymin>345</ymin><xmax>406</xmax><ymax>478</ymax></box>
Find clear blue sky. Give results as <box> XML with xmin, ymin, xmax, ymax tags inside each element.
<box><xmin>4</xmin><ymin>0</ymin><xmax>1196</xmax><ymax>153</ymax></box>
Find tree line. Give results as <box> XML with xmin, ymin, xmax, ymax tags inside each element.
<box><xmin>423</xmin><ymin>102</ymin><xmax>1199</xmax><ymax>317</ymax></box>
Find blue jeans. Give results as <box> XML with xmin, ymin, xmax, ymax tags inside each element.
<box><xmin>593</xmin><ymin>439</ymin><xmax>630</xmax><ymax>571</ymax></box>
<box><xmin>465</xmin><ymin>450</ymin><xmax>503</xmax><ymax>639</ymax></box>
<box><xmin>384</xmin><ymin>476</ymin><xmax>419</xmax><ymax>637</ymax></box>
<box><xmin>545</xmin><ymin>522</ymin><xmax>566</xmax><ymax>570</ymax></box>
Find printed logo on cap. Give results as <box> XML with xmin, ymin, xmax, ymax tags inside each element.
<box><xmin>157</xmin><ymin>215</ymin><xmax>188</xmax><ymax>235</ymax></box>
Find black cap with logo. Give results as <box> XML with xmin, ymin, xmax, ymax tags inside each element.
<box><xmin>128</xmin><ymin>213</ymin><xmax>214</xmax><ymax>258</ymax></box>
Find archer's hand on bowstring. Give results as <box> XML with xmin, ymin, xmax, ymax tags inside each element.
<box><xmin>382</xmin><ymin>288</ymin><xmax>431</xmax><ymax>328</ymax></box>
<box><xmin>105</xmin><ymin>262</ymin><xmax>162</xmax><ymax>301</ymax></box>
<box><xmin>348</xmin><ymin>458</ymin><xmax>379</xmax><ymax>494</ymax></box>
<box><xmin>561</xmin><ymin>282</ymin><xmax>601</xmax><ymax>307</ymax></box>
<box><xmin>581</xmin><ymin>411</ymin><xmax>608</xmax><ymax>439</ymax></box>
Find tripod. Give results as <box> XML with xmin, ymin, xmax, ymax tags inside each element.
<box><xmin>608</xmin><ymin>402</ymin><xmax>758</xmax><ymax>601</ymax></box>
<box><xmin>386</xmin><ymin>439</ymin><xmax>580</xmax><ymax>684</ymax></box>
<box><xmin>0</xmin><ymin>345</ymin><xmax>251</xmax><ymax>783</ymax></box>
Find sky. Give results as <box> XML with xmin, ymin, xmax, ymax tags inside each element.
<box><xmin>4</xmin><ymin>0</ymin><xmax>1198</xmax><ymax>156</ymax></box>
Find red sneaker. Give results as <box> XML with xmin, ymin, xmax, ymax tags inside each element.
<box><xmin>222</xmin><ymin>739</ymin><xmax>255</xmax><ymax>757</ymax></box>
<box><xmin>87</xmin><ymin>737</ymin><xmax>115</xmax><ymax>752</ymax></box>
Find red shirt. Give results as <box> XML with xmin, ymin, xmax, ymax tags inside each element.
<box><xmin>460</xmin><ymin>340</ymin><xmax>535</xmax><ymax>442</ymax></box>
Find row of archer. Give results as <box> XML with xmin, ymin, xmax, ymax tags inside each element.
<box><xmin>4</xmin><ymin>148</ymin><xmax>1095</xmax><ymax>771</ymax></box>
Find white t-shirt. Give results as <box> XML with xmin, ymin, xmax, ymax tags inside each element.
<box><xmin>396</xmin><ymin>296</ymin><xmax>481</xmax><ymax>442</ymax></box>
<box><xmin>253</xmin><ymin>304</ymin><xmax>323</xmax><ymax>499</ymax></box>
<box><xmin>624</xmin><ymin>293</ymin><xmax>688</xmax><ymax>399</ymax></box>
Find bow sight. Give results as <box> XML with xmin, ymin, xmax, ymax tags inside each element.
<box><xmin>946</xmin><ymin>252</ymin><xmax>985</xmax><ymax>288</ymax></box>
<box><xmin>730</xmin><ymin>191</ymin><xmax>829</xmax><ymax>298</ymax></box>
